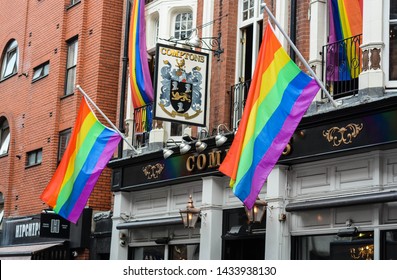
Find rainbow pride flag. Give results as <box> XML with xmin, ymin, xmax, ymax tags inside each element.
<box><xmin>328</xmin><ymin>0</ymin><xmax>362</xmax><ymax>81</ymax></box>
<box><xmin>41</xmin><ymin>97</ymin><xmax>121</xmax><ymax>223</ymax></box>
<box><xmin>219</xmin><ymin>24</ymin><xmax>320</xmax><ymax>209</ymax></box>
<box><xmin>129</xmin><ymin>0</ymin><xmax>153</xmax><ymax>109</ymax></box>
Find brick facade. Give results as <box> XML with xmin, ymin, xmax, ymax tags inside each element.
<box><xmin>0</xmin><ymin>0</ymin><xmax>123</xmax><ymax>258</ymax></box>
<box><xmin>208</xmin><ymin>0</ymin><xmax>238</xmax><ymax>132</ymax></box>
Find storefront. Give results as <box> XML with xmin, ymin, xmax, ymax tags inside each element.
<box><xmin>275</xmin><ymin>95</ymin><xmax>397</xmax><ymax>260</ymax></box>
<box><xmin>0</xmin><ymin>208</ymin><xmax>93</xmax><ymax>260</ymax></box>
<box><xmin>109</xmin><ymin>96</ymin><xmax>397</xmax><ymax>260</ymax></box>
<box><xmin>0</xmin><ymin>213</ymin><xmax>70</xmax><ymax>260</ymax></box>
<box><xmin>108</xmin><ymin>134</ymin><xmax>267</xmax><ymax>260</ymax></box>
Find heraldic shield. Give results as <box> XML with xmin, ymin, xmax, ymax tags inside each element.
<box><xmin>170</xmin><ymin>80</ymin><xmax>193</xmax><ymax>114</ymax></box>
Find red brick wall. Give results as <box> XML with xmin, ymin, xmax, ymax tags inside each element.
<box><xmin>208</xmin><ymin>0</ymin><xmax>238</xmax><ymax>133</ymax></box>
<box><xmin>0</xmin><ymin>0</ymin><xmax>123</xmax><ymax>221</ymax></box>
<box><xmin>295</xmin><ymin>0</ymin><xmax>311</xmax><ymax>68</ymax></box>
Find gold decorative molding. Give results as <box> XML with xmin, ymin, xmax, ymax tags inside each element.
<box><xmin>282</xmin><ymin>143</ymin><xmax>292</xmax><ymax>155</ymax></box>
<box><xmin>142</xmin><ymin>163</ymin><xmax>165</xmax><ymax>179</ymax></box>
<box><xmin>322</xmin><ymin>123</ymin><xmax>363</xmax><ymax>147</ymax></box>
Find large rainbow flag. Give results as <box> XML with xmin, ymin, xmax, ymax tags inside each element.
<box><xmin>219</xmin><ymin>24</ymin><xmax>320</xmax><ymax>209</ymax></box>
<box><xmin>327</xmin><ymin>0</ymin><xmax>363</xmax><ymax>81</ymax></box>
<box><xmin>129</xmin><ymin>0</ymin><xmax>153</xmax><ymax>108</ymax></box>
<box><xmin>41</xmin><ymin>97</ymin><xmax>121</xmax><ymax>223</ymax></box>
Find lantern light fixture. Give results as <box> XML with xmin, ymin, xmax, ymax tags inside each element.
<box><xmin>244</xmin><ymin>197</ymin><xmax>267</xmax><ymax>224</ymax></box>
<box><xmin>179</xmin><ymin>195</ymin><xmax>201</xmax><ymax>228</ymax></box>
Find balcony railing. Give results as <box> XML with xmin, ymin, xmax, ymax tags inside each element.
<box><xmin>321</xmin><ymin>34</ymin><xmax>362</xmax><ymax>99</ymax></box>
<box><xmin>230</xmin><ymin>79</ymin><xmax>251</xmax><ymax>130</ymax></box>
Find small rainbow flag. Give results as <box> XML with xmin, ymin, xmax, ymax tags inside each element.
<box><xmin>219</xmin><ymin>24</ymin><xmax>320</xmax><ymax>209</ymax></box>
<box><xmin>41</xmin><ymin>97</ymin><xmax>121</xmax><ymax>223</ymax></box>
<box><xmin>328</xmin><ymin>0</ymin><xmax>363</xmax><ymax>81</ymax></box>
<box><xmin>129</xmin><ymin>0</ymin><xmax>153</xmax><ymax>109</ymax></box>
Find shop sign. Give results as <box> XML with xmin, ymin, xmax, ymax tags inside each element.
<box><xmin>153</xmin><ymin>44</ymin><xmax>209</xmax><ymax>127</ymax></box>
<box><xmin>2</xmin><ymin>215</ymin><xmax>42</xmax><ymax>245</ymax></box>
<box><xmin>119</xmin><ymin>146</ymin><xmax>229</xmax><ymax>191</ymax></box>
<box><xmin>40</xmin><ymin>212</ymin><xmax>70</xmax><ymax>239</ymax></box>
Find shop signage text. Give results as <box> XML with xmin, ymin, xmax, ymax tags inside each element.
<box><xmin>15</xmin><ymin>222</ymin><xmax>40</xmax><ymax>238</ymax></box>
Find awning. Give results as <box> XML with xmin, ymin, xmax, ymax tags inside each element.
<box><xmin>116</xmin><ymin>216</ymin><xmax>182</xmax><ymax>230</ymax></box>
<box><xmin>0</xmin><ymin>242</ymin><xmax>65</xmax><ymax>260</ymax></box>
<box><xmin>285</xmin><ymin>191</ymin><xmax>397</xmax><ymax>212</ymax></box>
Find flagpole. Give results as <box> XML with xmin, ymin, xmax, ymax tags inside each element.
<box><xmin>261</xmin><ymin>2</ymin><xmax>338</xmax><ymax>108</ymax></box>
<box><xmin>76</xmin><ymin>85</ymin><xmax>139</xmax><ymax>154</ymax></box>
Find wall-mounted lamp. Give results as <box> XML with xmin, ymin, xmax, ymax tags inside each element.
<box><xmin>215</xmin><ymin>124</ymin><xmax>232</xmax><ymax>147</ymax></box>
<box><xmin>119</xmin><ymin>231</ymin><xmax>128</xmax><ymax>247</ymax></box>
<box><xmin>195</xmin><ymin>128</ymin><xmax>209</xmax><ymax>153</ymax></box>
<box><xmin>244</xmin><ymin>197</ymin><xmax>267</xmax><ymax>224</ymax></box>
<box><xmin>180</xmin><ymin>134</ymin><xmax>195</xmax><ymax>154</ymax></box>
<box><xmin>163</xmin><ymin>139</ymin><xmax>179</xmax><ymax>159</ymax></box>
<box><xmin>179</xmin><ymin>195</ymin><xmax>201</xmax><ymax>228</ymax></box>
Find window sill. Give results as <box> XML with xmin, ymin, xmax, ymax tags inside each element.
<box><xmin>0</xmin><ymin>153</ymin><xmax>8</xmax><ymax>159</ymax></box>
<box><xmin>60</xmin><ymin>92</ymin><xmax>75</xmax><ymax>100</ymax></box>
<box><xmin>31</xmin><ymin>74</ymin><xmax>49</xmax><ymax>84</ymax></box>
<box><xmin>25</xmin><ymin>162</ymin><xmax>42</xmax><ymax>169</ymax></box>
<box><xmin>0</xmin><ymin>72</ymin><xmax>17</xmax><ymax>83</ymax></box>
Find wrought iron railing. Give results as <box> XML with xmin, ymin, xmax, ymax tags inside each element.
<box><xmin>321</xmin><ymin>34</ymin><xmax>362</xmax><ymax>99</ymax></box>
<box><xmin>230</xmin><ymin>79</ymin><xmax>251</xmax><ymax>130</ymax></box>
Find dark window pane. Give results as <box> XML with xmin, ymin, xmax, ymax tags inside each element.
<box><xmin>390</xmin><ymin>23</ymin><xmax>397</xmax><ymax>80</ymax></box>
<box><xmin>391</xmin><ymin>1</ymin><xmax>397</xmax><ymax>20</ymax></box>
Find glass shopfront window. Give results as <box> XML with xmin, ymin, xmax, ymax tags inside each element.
<box><xmin>131</xmin><ymin>246</ymin><xmax>165</xmax><ymax>260</ymax></box>
<box><xmin>169</xmin><ymin>244</ymin><xmax>199</xmax><ymax>260</ymax></box>
<box><xmin>381</xmin><ymin>230</ymin><xmax>397</xmax><ymax>260</ymax></box>
<box><xmin>129</xmin><ymin>244</ymin><xmax>199</xmax><ymax>260</ymax></box>
<box><xmin>292</xmin><ymin>231</ymin><xmax>374</xmax><ymax>260</ymax></box>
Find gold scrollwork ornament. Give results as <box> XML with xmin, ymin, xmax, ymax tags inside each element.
<box><xmin>142</xmin><ymin>163</ymin><xmax>165</xmax><ymax>179</ymax></box>
<box><xmin>322</xmin><ymin>123</ymin><xmax>363</xmax><ymax>147</ymax></box>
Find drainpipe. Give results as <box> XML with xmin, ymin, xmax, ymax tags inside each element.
<box><xmin>118</xmin><ymin>0</ymin><xmax>131</xmax><ymax>158</ymax></box>
<box><xmin>290</xmin><ymin>0</ymin><xmax>297</xmax><ymax>62</ymax></box>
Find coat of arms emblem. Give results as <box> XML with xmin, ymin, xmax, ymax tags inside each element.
<box><xmin>158</xmin><ymin>58</ymin><xmax>203</xmax><ymax>120</ymax></box>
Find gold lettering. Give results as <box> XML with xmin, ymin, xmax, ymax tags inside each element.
<box><xmin>208</xmin><ymin>151</ymin><xmax>222</xmax><ymax>168</ymax></box>
<box><xmin>186</xmin><ymin>156</ymin><xmax>195</xmax><ymax>172</ymax></box>
<box><xmin>160</xmin><ymin>47</ymin><xmax>206</xmax><ymax>63</ymax></box>
<box><xmin>196</xmin><ymin>154</ymin><xmax>207</xmax><ymax>170</ymax></box>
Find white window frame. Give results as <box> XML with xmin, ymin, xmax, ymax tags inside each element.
<box><xmin>0</xmin><ymin>118</ymin><xmax>10</xmax><ymax>156</ymax></box>
<box><xmin>26</xmin><ymin>148</ymin><xmax>43</xmax><ymax>167</ymax></box>
<box><xmin>65</xmin><ymin>38</ymin><xmax>78</xmax><ymax>95</ymax></box>
<box><xmin>385</xmin><ymin>0</ymin><xmax>397</xmax><ymax>88</ymax></box>
<box><xmin>167</xmin><ymin>7</ymin><xmax>194</xmax><ymax>142</ymax></box>
<box><xmin>58</xmin><ymin>129</ymin><xmax>71</xmax><ymax>162</ymax></box>
<box><xmin>1</xmin><ymin>40</ymin><xmax>18</xmax><ymax>80</ymax></box>
<box><xmin>173</xmin><ymin>11</ymin><xmax>193</xmax><ymax>40</ymax></box>
<box><xmin>32</xmin><ymin>61</ymin><xmax>50</xmax><ymax>82</ymax></box>
<box><xmin>144</xmin><ymin>1</ymin><xmax>197</xmax><ymax>143</ymax></box>
<box><xmin>236</xmin><ymin>0</ymin><xmax>264</xmax><ymax>83</ymax></box>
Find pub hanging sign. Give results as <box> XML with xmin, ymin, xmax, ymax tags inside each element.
<box><xmin>153</xmin><ymin>43</ymin><xmax>209</xmax><ymax>127</ymax></box>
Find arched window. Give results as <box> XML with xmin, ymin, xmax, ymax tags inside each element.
<box><xmin>174</xmin><ymin>12</ymin><xmax>193</xmax><ymax>40</ymax></box>
<box><xmin>0</xmin><ymin>118</ymin><xmax>10</xmax><ymax>156</ymax></box>
<box><xmin>1</xmin><ymin>40</ymin><xmax>18</xmax><ymax>80</ymax></box>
